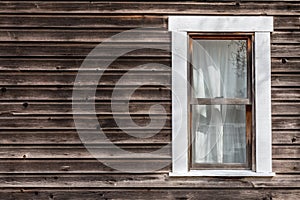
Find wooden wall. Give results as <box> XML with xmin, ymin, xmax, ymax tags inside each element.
<box><xmin>0</xmin><ymin>1</ymin><xmax>299</xmax><ymax>199</ymax></box>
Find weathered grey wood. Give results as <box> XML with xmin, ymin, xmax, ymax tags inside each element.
<box><xmin>272</xmin><ymin>146</ymin><xmax>300</xmax><ymax>159</ymax></box>
<box><xmin>0</xmin><ymin>72</ymin><xmax>171</xmax><ymax>86</ymax></box>
<box><xmin>0</xmin><ymin>43</ymin><xmax>170</xmax><ymax>57</ymax></box>
<box><xmin>0</xmin><ymin>159</ymin><xmax>170</xmax><ymax>173</ymax></box>
<box><xmin>0</xmin><ymin>174</ymin><xmax>299</xmax><ymax>188</ymax></box>
<box><xmin>0</xmin><ymin>189</ymin><xmax>299</xmax><ymax>200</ymax></box>
<box><xmin>0</xmin><ymin>15</ymin><xmax>167</xmax><ymax>28</ymax></box>
<box><xmin>0</xmin><ymin>29</ymin><xmax>171</xmax><ymax>42</ymax></box>
<box><xmin>0</xmin><ymin>102</ymin><xmax>171</xmax><ymax>116</ymax></box>
<box><xmin>0</xmin><ymin>16</ymin><xmax>298</xmax><ymax>30</ymax></box>
<box><xmin>0</xmin><ymin>116</ymin><xmax>171</xmax><ymax>129</ymax></box>
<box><xmin>271</xmin><ymin>58</ymin><xmax>300</xmax><ymax>73</ymax></box>
<box><xmin>272</xmin><ymin>116</ymin><xmax>300</xmax><ymax>130</ymax></box>
<box><xmin>273</xmin><ymin>16</ymin><xmax>300</xmax><ymax>30</ymax></box>
<box><xmin>0</xmin><ymin>130</ymin><xmax>171</xmax><ymax>144</ymax></box>
<box><xmin>273</xmin><ymin>131</ymin><xmax>300</xmax><ymax>144</ymax></box>
<box><xmin>273</xmin><ymin>160</ymin><xmax>300</xmax><ymax>174</ymax></box>
<box><xmin>272</xmin><ymin>44</ymin><xmax>300</xmax><ymax>57</ymax></box>
<box><xmin>0</xmin><ymin>145</ymin><xmax>170</xmax><ymax>159</ymax></box>
<box><xmin>0</xmin><ymin>87</ymin><xmax>171</xmax><ymax>101</ymax></box>
<box><xmin>272</xmin><ymin>31</ymin><xmax>300</xmax><ymax>44</ymax></box>
<box><xmin>272</xmin><ymin>102</ymin><xmax>300</xmax><ymax>115</ymax></box>
<box><xmin>0</xmin><ymin>1</ymin><xmax>299</xmax><ymax>15</ymax></box>
<box><xmin>0</xmin><ymin>58</ymin><xmax>171</xmax><ymax>72</ymax></box>
<box><xmin>271</xmin><ymin>88</ymin><xmax>300</xmax><ymax>101</ymax></box>
<box><xmin>272</xmin><ymin>74</ymin><xmax>300</xmax><ymax>87</ymax></box>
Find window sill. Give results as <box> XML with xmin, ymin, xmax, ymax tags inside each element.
<box><xmin>169</xmin><ymin>170</ymin><xmax>275</xmax><ymax>177</ymax></box>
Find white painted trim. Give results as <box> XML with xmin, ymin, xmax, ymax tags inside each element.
<box><xmin>169</xmin><ymin>16</ymin><xmax>273</xmax><ymax>32</ymax></box>
<box><xmin>169</xmin><ymin>16</ymin><xmax>274</xmax><ymax>177</ymax></box>
<box><xmin>169</xmin><ymin>170</ymin><xmax>275</xmax><ymax>177</ymax></box>
<box><xmin>255</xmin><ymin>32</ymin><xmax>273</xmax><ymax>173</ymax></box>
<box><xmin>172</xmin><ymin>31</ymin><xmax>189</xmax><ymax>173</ymax></box>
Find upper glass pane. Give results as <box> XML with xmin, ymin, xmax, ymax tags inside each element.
<box><xmin>191</xmin><ymin>39</ymin><xmax>248</xmax><ymax>99</ymax></box>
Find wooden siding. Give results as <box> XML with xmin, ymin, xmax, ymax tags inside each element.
<box><xmin>0</xmin><ymin>1</ymin><xmax>299</xmax><ymax>199</ymax></box>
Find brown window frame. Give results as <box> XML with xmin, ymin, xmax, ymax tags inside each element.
<box><xmin>188</xmin><ymin>33</ymin><xmax>255</xmax><ymax>170</ymax></box>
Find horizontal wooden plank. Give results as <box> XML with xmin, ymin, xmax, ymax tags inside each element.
<box><xmin>272</xmin><ymin>102</ymin><xmax>300</xmax><ymax>115</ymax></box>
<box><xmin>0</xmin><ymin>159</ymin><xmax>170</xmax><ymax>173</ymax></box>
<box><xmin>271</xmin><ymin>58</ymin><xmax>300</xmax><ymax>73</ymax></box>
<box><xmin>272</xmin><ymin>116</ymin><xmax>300</xmax><ymax>130</ymax></box>
<box><xmin>271</xmin><ymin>88</ymin><xmax>300</xmax><ymax>101</ymax></box>
<box><xmin>273</xmin><ymin>160</ymin><xmax>300</xmax><ymax>174</ymax></box>
<box><xmin>0</xmin><ymin>15</ymin><xmax>166</xmax><ymax>28</ymax></box>
<box><xmin>0</xmin><ymin>102</ymin><xmax>171</xmax><ymax>116</ymax></box>
<box><xmin>272</xmin><ymin>74</ymin><xmax>300</xmax><ymax>87</ymax></box>
<box><xmin>0</xmin><ymin>1</ymin><xmax>299</xmax><ymax>16</ymax></box>
<box><xmin>0</xmin><ymin>145</ymin><xmax>170</xmax><ymax>159</ymax></box>
<box><xmin>0</xmin><ymin>58</ymin><xmax>171</xmax><ymax>72</ymax></box>
<box><xmin>274</xmin><ymin>16</ymin><xmax>300</xmax><ymax>30</ymax></box>
<box><xmin>0</xmin><ymin>116</ymin><xmax>171</xmax><ymax>129</ymax></box>
<box><xmin>271</xmin><ymin>44</ymin><xmax>300</xmax><ymax>57</ymax></box>
<box><xmin>0</xmin><ymin>174</ymin><xmax>299</xmax><ymax>188</ymax></box>
<box><xmin>272</xmin><ymin>31</ymin><xmax>300</xmax><ymax>44</ymax></box>
<box><xmin>0</xmin><ymin>189</ymin><xmax>299</xmax><ymax>200</ymax></box>
<box><xmin>0</xmin><ymin>130</ymin><xmax>171</xmax><ymax>144</ymax></box>
<box><xmin>0</xmin><ymin>72</ymin><xmax>171</xmax><ymax>86</ymax></box>
<box><xmin>0</xmin><ymin>43</ymin><xmax>170</xmax><ymax>57</ymax></box>
<box><xmin>273</xmin><ymin>145</ymin><xmax>300</xmax><ymax>159</ymax></box>
<box><xmin>0</xmin><ymin>29</ymin><xmax>171</xmax><ymax>43</ymax></box>
<box><xmin>273</xmin><ymin>131</ymin><xmax>300</xmax><ymax>144</ymax></box>
<box><xmin>0</xmin><ymin>16</ymin><xmax>297</xmax><ymax>30</ymax></box>
<box><xmin>0</xmin><ymin>87</ymin><xmax>171</xmax><ymax>101</ymax></box>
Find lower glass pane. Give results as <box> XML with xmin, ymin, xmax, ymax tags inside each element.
<box><xmin>192</xmin><ymin>105</ymin><xmax>246</xmax><ymax>164</ymax></box>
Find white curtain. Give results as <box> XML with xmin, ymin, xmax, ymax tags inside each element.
<box><xmin>192</xmin><ymin>40</ymin><xmax>247</xmax><ymax>164</ymax></box>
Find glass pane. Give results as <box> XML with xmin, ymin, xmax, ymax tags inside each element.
<box><xmin>192</xmin><ymin>105</ymin><xmax>246</xmax><ymax>164</ymax></box>
<box><xmin>191</xmin><ymin>39</ymin><xmax>248</xmax><ymax>98</ymax></box>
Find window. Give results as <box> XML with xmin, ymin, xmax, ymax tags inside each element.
<box><xmin>169</xmin><ymin>16</ymin><xmax>274</xmax><ymax>176</ymax></box>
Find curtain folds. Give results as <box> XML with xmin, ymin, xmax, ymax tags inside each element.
<box><xmin>191</xmin><ymin>40</ymin><xmax>247</xmax><ymax>164</ymax></box>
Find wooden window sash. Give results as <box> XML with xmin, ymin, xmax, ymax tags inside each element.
<box><xmin>188</xmin><ymin>34</ymin><xmax>253</xmax><ymax>170</ymax></box>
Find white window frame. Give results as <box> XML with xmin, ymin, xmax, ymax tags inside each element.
<box><xmin>169</xmin><ymin>16</ymin><xmax>275</xmax><ymax>177</ymax></box>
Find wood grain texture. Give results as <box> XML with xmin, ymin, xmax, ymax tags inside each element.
<box><xmin>0</xmin><ymin>87</ymin><xmax>171</xmax><ymax>101</ymax></box>
<box><xmin>0</xmin><ymin>189</ymin><xmax>299</xmax><ymax>200</ymax></box>
<box><xmin>0</xmin><ymin>174</ymin><xmax>299</xmax><ymax>188</ymax></box>
<box><xmin>0</xmin><ymin>1</ymin><xmax>299</xmax><ymax>16</ymax></box>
